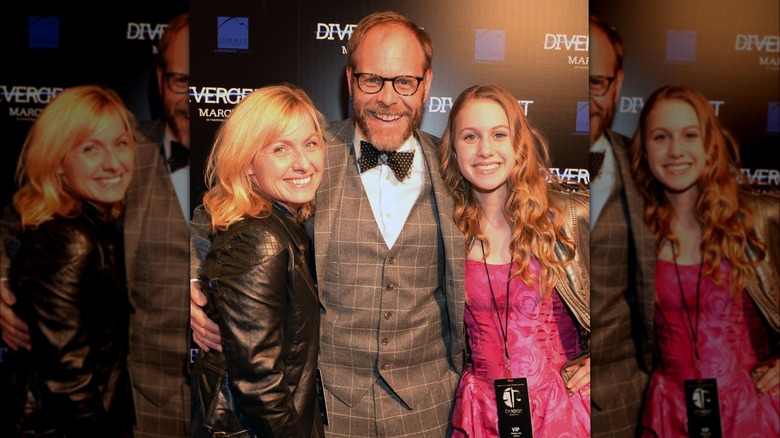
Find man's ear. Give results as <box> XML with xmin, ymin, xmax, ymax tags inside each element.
<box><xmin>421</xmin><ymin>68</ymin><xmax>433</xmax><ymax>102</ymax></box>
<box><xmin>156</xmin><ymin>66</ymin><xmax>165</xmax><ymax>95</ymax></box>
<box><xmin>613</xmin><ymin>68</ymin><xmax>624</xmax><ymax>106</ymax></box>
<box><xmin>346</xmin><ymin>66</ymin><xmax>354</xmax><ymax>98</ymax></box>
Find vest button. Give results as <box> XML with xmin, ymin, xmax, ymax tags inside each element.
<box><xmin>383</xmin><ymin>311</ymin><xmax>392</xmax><ymax>319</ymax></box>
<box><xmin>388</xmin><ymin>256</ymin><xmax>396</xmax><ymax>265</ymax></box>
<box><xmin>381</xmin><ymin>338</ymin><xmax>389</xmax><ymax>346</ymax></box>
<box><xmin>386</xmin><ymin>283</ymin><xmax>394</xmax><ymax>291</ymax></box>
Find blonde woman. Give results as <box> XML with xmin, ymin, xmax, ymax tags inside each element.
<box><xmin>630</xmin><ymin>84</ymin><xmax>779</xmax><ymax>437</ymax></box>
<box><xmin>190</xmin><ymin>84</ymin><xmax>326</xmax><ymax>438</ymax></box>
<box><xmin>440</xmin><ymin>84</ymin><xmax>590</xmax><ymax>437</ymax></box>
<box><xmin>6</xmin><ymin>84</ymin><xmax>137</xmax><ymax>437</ymax></box>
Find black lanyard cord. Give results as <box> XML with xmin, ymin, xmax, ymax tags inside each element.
<box><xmin>670</xmin><ymin>241</ymin><xmax>703</xmax><ymax>364</ymax></box>
<box><xmin>481</xmin><ymin>240</ymin><xmax>513</xmax><ymax>372</ymax></box>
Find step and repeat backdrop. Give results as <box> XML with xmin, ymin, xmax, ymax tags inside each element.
<box><xmin>1</xmin><ymin>2</ymin><xmax>588</xmax><ymax>433</ymax></box>
<box><xmin>591</xmin><ymin>0</ymin><xmax>780</xmax><ymax>188</ymax></box>
<box><xmin>188</xmin><ymin>0</ymin><xmax>590</xmax><ymax>203</ymax></box>
<box><xmin>1</xmin><ymin>1</ymin><xmax>189</xmax><ymax>208</ymax></box>
<box><xmin>0</xmin><ymin>2</ymin><xmax>188</xmax><ymax>434</ymax></box>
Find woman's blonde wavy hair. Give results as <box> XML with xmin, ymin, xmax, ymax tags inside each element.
<box><xmin>629</xmin><ymin>84</ymin><xmax>765</xmax><ymax>297</ymax></box>
<box><xmin>439</xmin><ymin>84</ymin><xmax>575</xmax><ymax>299</ymax></box>
<box><xmin>13</xmin><ymin>84</ymin><xmax>137</xmax><ymax>228</ymax></box>
<box><xmin>202</xmin><ymin>83</ymin><xmax>326</xmax><ymax>230</ymax></box>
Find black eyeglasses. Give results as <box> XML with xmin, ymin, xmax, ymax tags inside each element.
<box><xmin>589</xmin><ymin>75</ymin><xmax>615</xmax><ymax>97</ymax></box>
<box><xmin>164</xmin><ymin>72</ymin><xmax>190</xmax><ymax>94</ymax></box>
<box><xmin>352</xmin><ymin>72</ymin><xmax>424</xmax><ymax>96</ymax></box>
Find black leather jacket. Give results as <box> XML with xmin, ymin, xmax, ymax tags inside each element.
<box><xmin>191</xmin><ymin>203</ymin><xmax>323</xmax><ymax>438</ymax></box>
<box><xmin>7</xmin><ymin>203</ymin><xmax>134</xmax><ymax>437</ymax></box>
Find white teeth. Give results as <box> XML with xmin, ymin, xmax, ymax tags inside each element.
<box><xmin>665</xmin><ymin>163</ymin><xmax>690</xmax><ymax>173</ymax></box>
<box><xmin>474</xmin><ymin>163</ymin><xmax>500</xmax><ymax>170</ymax></box>
<box><xmin>288</xmin><ymin>176</ymin><xmax>312</xmax><ymax>185</ymax></box>
<box><xmin>99</xmin><ymin>176</ymin><xmax>121</xmax><ymax>186</ymax></box>
<box><xmin>375</xmin><ymin>113</ymin><xmax>401</xmax><ymax>122</ymax></box>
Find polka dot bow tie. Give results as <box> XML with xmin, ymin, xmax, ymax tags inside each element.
<box><xmin>358</xmin><ymin>140</ymin><xmax>415</xmax><ymax>181</ymax></box>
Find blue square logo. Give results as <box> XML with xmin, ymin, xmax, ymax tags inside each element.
<box><xmin>29</xmin><ymin>16</ymin><xmax>59</xmax><ymax>49</ymax></box>
<box><xmin>768</xmin><ymin>102</ymin><xmax>779</xmax><ymax>134</ymax></box>
<box><xmin>475</xmin><ymin>29</ymin><xmax>505</xmax><ymax>62</ymax></box>
<box><xmin>576</xmin><ymin>101</ymin><xmax>589</xmax><ymax>133</ymax></box>
<box><xmin>666</xmin><ymin>29</ymin><xmax>697</xmax><ymax>62</ymax></box>
<box><xmin>218</xmin><ymin>17</ymin><xmax>249</xmax><ymax>50</ymax></box>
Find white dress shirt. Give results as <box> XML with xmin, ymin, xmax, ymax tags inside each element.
<box><xmin>354</xmin><ymin>127</ymin><xmax>424</xmax><ymax>249</ymax></box>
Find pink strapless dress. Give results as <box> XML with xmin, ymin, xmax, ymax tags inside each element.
<box><xmin>452</xmin><ymin>259</ymin><xmax>590</xmax><ymax>437</ymax></box>
<box><xmin>641</xmin><ymin>259</ymin><xmax>779</xmax><ymax>437</ymax></box>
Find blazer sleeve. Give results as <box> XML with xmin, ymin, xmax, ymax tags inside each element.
<box><xmin>205</xmin><ymin>223</ymin><xmax>306</xmax><ymax>437</ymax></box>
<box><xmin>190</xmin><ymin>204</ymin><xmax>213</xmax><ymax>280</ymax></box>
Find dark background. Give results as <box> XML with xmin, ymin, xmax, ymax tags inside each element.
<box><xmin>188</xmin><ymin>0</ymin><xmax>590</xmax><ymax>205</ymax></box>
<box><xmin>591</xmin><ymin>0</ymin><xmax>780</xmax><ymax>187</ymax></box>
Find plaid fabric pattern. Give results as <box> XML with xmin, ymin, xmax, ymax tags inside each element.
<box><xmin>126</xmin><ymin>122</ymin><xmax>191</xmax><ymax>437</ymax></box>
<box><xmin>590</xmin><ymin>130</ymin><xmax>655</xmax><ymax>438</ymax></box>
<box><xmin>314</xmin><ymin>120</ymin><xmax>464</xmax><ymax>437</ymax></box>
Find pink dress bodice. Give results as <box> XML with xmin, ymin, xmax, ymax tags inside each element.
<box><xmin>641</xmin><ymin>259</ymin><xmax>779</xmax><ymax>437</ymax></box>
<box><xmin>452</xmin><ymin>258</ymin><xmax>590</xmax><ymax>437</ymax></box>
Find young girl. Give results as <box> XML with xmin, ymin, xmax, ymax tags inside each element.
<box><xmin>440</xmin><ymin>84</ymin><xmax>591</xmax><ymax>437</ymax></box>
<box><xmin>630</xmin><ymin>84</ymin><xmax>779</xmax><ymax>437</ymax></box>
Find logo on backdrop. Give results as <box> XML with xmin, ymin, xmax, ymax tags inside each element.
<box><xmin>619</xmin><ymin>96</ymin><xmax>644</xmax><ymax>114</ymax></box>
<box><xmin>314</xmin><ymin>22</ymin><xmax>357</xmax><ymax>54</ymax></box>
<box><xmin>768</xmin><ymin>101</ymin><xmax>779</xmax><ymax>133</ymax></box>
<box><xmin>518</xmin><ymin>100</ymin><xmax>533</xmax><ymax>116</ymax></box>
<box><xmin>666</xmin><ymin>29</ymin><xmax>697</xmax><ymax>62</ymax></box>
<box><xmin>1</xmin><ymin>84</ymin><xmax>65</xmax><ymax>121</ymax></box>
<box><xmin>427</xmin><ymin>97</ymin><xmax>533</xmax><ymax>115</ymax></box>
<box><xmin>475</xmin><ymin>29</ymin><xmax>506</xmax><ymax>63</ymax></box>
<box><xmin>543</xmin><ymin>33</ymin><xmax>588</xmax><ymax>68</ymax></box>
<box><xmin>741</xmin><ymin>168</ymin><xmax>779</xmax><ymax>186</ymax></box>
<box><xmin>576</xmin><ymin>101</ymin><xmax>589</xmax><ymax>134</ymax></box>
<box><xmin>428</xmin><ymin>97</ymin><xmax>453</xmax><ymax>113</ymax></box>
<box><xmin>619</xmin><ymin>97</ymin><xmax>724</xmax><ymax>117</ymax></box>
<box><xmin>735</xmin><ymin>34</ymin><xmax>780</xmax><ymax>69</ymax></box>
<box><xmin>217</xmin><ymin>17</ymin><xmax>250</xmax><ymax>52</ymax></box>
<box><xmin>551</xmin><ymin>167</ymin><xmax>589</xmax><ymax>185</ymax></box>
<box><xmin>315</xmin><ymin>22</ymin><xmax>356</xmax><ymax>41</ymax></box>
<box><xmin>126</xmin><ymin>21</ymin><xmax>168</xmax><ymax>46</ymax></box>
<box><xmin>28</xmin><ymin>16</ymin><xmax>59</xmax><ymax>49</ymax></box>
<box><xmin>191</xmin><ymin>85</ymin><xmax>255</xmax><ymax>123</ymax></box>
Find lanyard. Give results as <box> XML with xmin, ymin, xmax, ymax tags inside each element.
<box><xmin>670</xmin><ymin>241</ymin><xmax>703</xmax><ymax>368</ymax></box>
<box><xmin>481</xmin><ymin>241</ymin><xmax>513</xmax><ymax>374</ymax></box>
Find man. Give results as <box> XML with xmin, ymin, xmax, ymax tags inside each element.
<box><xmin>588</xmin><ymin>14</ymin><xmax>656</xmax><ymax>438</ymax></box>
<box><xmin>1</xmin><ymin>13</ymin><xmax>191</xmax><ymax>438</ymax></box>
<box><xmin>190</xmin><ymin>11</ymin><xmax>465</xmax><ymax>437</ymax></box>
<box><xmin>139</xmin><ymin>11</ymin><xmax>191</xmax><ymax>219</ymax></box>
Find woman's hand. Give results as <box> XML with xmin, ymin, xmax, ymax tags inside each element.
<box><xmin>564</xmin><ymin>356</ymin><xmax>591</xmax><ymax>396</ymax></box>
<box><xmin>190</xmin><ymin>279</ymin><xmax>223</xmax><ymax>353</ymax></box>
<box><xmin>753</xmin><ymin>357</ymin><xmax>780</xmax><ymax>398</ymax></box>
<box><xmin>0</xmin><ymin>278</ymin><xmax>31</xmax><ymax>351</ymax></box>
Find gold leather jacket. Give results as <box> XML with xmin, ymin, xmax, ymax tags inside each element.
<box><xmin>743</xmin><ymin>189</ymin><xmax>780</xmax><ymax>333</ymax></box>
<box><xmin>550</xmin><ymin>188</ymin><xmax>590</xmax><ymax>333</ymax></box>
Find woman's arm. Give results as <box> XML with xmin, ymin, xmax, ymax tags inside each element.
<box><xmin>12</xmin><ymin>224</ymin><xmax>109</xmax><ymax>431</ymax></box>
<box><xmin>208</xmin><ymin>223</ymin><xmax>305</xmax><ymax>437</ymax></box>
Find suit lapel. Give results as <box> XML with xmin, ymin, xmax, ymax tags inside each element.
<box><xmin>315</xmin><ymin>120</ymin><xmax>353</xmax><ymax>285</ymax></box>
<box><xmin>124</xmin><ymin>139</ymin><xmax>161</xmax><ymax>291</ymax></box>
<box><xmin>609</xmin><ymin>129</ymin><xmax>656</xmax><ymax>368</ymax></box>
<box><xmin>418</xmin><ymin>131</ymin><xmax>465</xmax><ymax>372</ymax></box>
